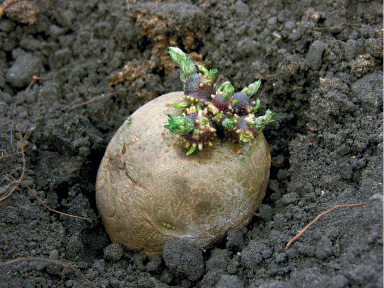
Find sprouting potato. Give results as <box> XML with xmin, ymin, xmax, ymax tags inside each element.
<box><xmin>96</xmin><ymin>48</ymin><xmax>273</xmax><ymax>253</ymax></box>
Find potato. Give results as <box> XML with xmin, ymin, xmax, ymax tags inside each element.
<box><xmin>96</xmin><ymin>91</ymin><xmax>271</xmax><ymax>253</ymax></box>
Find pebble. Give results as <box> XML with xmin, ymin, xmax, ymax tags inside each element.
<box><xmin>5</xmin><ymin>53</ymin><xmax>44</xmax><ymax>88</ymax></box>
<box><xmin>306</xmin><ymin>40</ymin><xmax>326</xmax><ymax>70</ymax></box>
<box><xmin>103</xmin><ymin>243</ymin><xmax>123</xmax><ymax>262</ymax></box>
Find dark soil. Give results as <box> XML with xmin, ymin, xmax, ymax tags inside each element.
<box><xmin>0</xmin><ymin>0</ymin><xmax>382</xmax><ymax>287</ymax></box>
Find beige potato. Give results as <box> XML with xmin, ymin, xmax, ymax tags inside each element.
<box><xmin>96</xmin><ymin>92</ymin><xmax>271</xmax><ymax>253</ymax></box>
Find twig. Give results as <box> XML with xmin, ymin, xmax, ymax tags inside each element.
<box><xmin>285</xmin><ymin>203</ymin><xmax>367</xmax><ymax>250</ymax></box>
<box><xmin>66</xmin><ymin>91</ymin><xmax>121</xmax><ymax>113</ymax></box>
<box><xmin>0</xmin><ymin>257</ymin><xmax>95</xmax><ymax>288</ymax></box>
<box><xmin>0</xmin><ymin>151</ymin><xmax>22</xmax><ymax>160</ymax></box>
<box><xmin>0</xmin><ymin>0</ymin><xmax>18</xmax><ymax>18</ymax></box>
<box><xmin>26</xmin><ymin>75</ymin><xmax>40</xmax><ymax>91</ymax></box>
<box><xmin>0</xmin><ymin>125</ymin><xmax>89</xmax><ymax>220</ymax></box>
<box><xmin>0</xmin><ymin>125</ymin><xmax>26</xmax><ymax>202</ymax></box>
<box><xmin>25</xmin><ymin>184</ymin><xmax>89</xmax><ymax>220</ymax></box>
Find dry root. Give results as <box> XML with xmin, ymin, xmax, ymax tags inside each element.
<box><xmin>0</xmin><ymin>123</ymin><xmax>89</xmax><ymax>220</ymax></box>
<box><xmin>285</xmin><ymin>203</ymin><xmax>367</xmax><ymax>250</ymax></box>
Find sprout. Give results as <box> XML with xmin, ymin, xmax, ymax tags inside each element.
<box><xmin>216</xmin><ymin>81</ymin><xmax>234</xmax><ymax>102</ymax></box>
<box><xmin>173</xmin><ymin>97</ymin><xmax>193</xmax><ymax>109</ymax></box>
<box><xmin>168</xmin><ymin>47</ymin><xmax>197</xmax><ymax>83</ymax></box>
<box><xmin>166</xmin><ymin>48</ymin><xmax>274</xmax><ymax>155</ymax></box>
<box><xmin>222</xmin><ymin>117</ymin><xmax>235</xmax><ymax>128</ymax></box>
<box><xmin>254</xmin><ymin>110</ymin><xmax>274</xmax><ymax>132</ymax></box>
<box><xmin>238</xmin><ymin>131</ymin><xmax>254</xmax><ymax>143</ymax></box>
<box><xmin>198</xmin><ymin>65</ymin><xmax>217</xmax><ymax>85</ymax></box>
<box><xmin>186</xmin><ymin>145</ymin><xmax>196</xmax><ymax>156</ymax></box>
<box><xmin>164</xmin><ymin>114</ymin><xmax>194</xmax><ymax>135</ymax></box>
<box><xmin>252</xmin><ymin>98</ymin><xmax>261</xmax><ymax>113</ymax></box>
<box><xmin>242</xmin><ymin>79</ymin><xmax>261</xmax><ymax>98</ymax></box>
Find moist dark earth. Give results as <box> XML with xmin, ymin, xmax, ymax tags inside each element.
<box><xmin>0</xmin><ymin>0</ymin><xmax>382</xmax><ymax>287</ymax></box>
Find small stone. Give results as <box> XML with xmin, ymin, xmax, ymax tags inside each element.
<box><xmin>5</xmin><ymin>1</ymin><xmax>39</xmax><ymax>24</ymax></box>
<box><xmin>306</xmin><ymin>40</ymin><xmax>326</xmax><ymax>70</ymax></box>
<box><xmin>6</xmin><ymin>53</ymin><xmax>44</xmax><ymax>88</ymax></box>
<box><xmin>233</xmin><ymin>1</ymin><xmax>249</xmax><ymax>17</ymax></box>
<box><xmin>104</xmin><ymin>243</ymin><xmax>123</xmax><ymax>262</ymax></box>
<box><xmin>49</xmin><ymin>249</ymin><xmax>59</xmax><ymax>260</ymax></box>
<box><xmin>92</xmin><ymin>259</ymin><xmax>105</xmax><ymax>273</ymax></box>
<box><xmin>343</xmin><ymin>39</ymin><xmax>359</xmax><ymax>61</ymax></box>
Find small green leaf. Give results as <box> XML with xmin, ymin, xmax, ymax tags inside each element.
<box><xmin>168</xmin><ymin>47</ymin><xmax>197</xmax><ymax>83</ymax></box>
<box><xmin>209</xmin><ymin>69</ymin><xmax>217</xmax><ymax>80</ymax></box>
<box><xmin>213</xmin><ymin>113</ymin><xmax>224</xmax><ymax>120</ymax></box>
<box><xmin>186</xmin><ymin>145</ymin><xmax>196</xmax><ymax>156</ymax></box>
<box><xmin>207</xmin><ymin>102</ymin><xmax>220</xmax><ymax>115</ymax></box>
<box><xmin>254</xmin><ymin>110</ymin><xmax>274</xmax><ymax>132</ymax></box>
<box><xmin>217</xmin><ymin>81</ymin><xmax>234</xmax><ymax>102</ymax></box>
<box><xmin>222</xmin><ymin>118</ymin><xmax>235</xmax><ymax>128</ymax></box>
<box><xmin>252</xmin><ymin>98</ymin><xmax>260</xmax><ymax>113</ymax></box>
<box><xmin>242</xmin><ymin>79</ymin><xmax>261</xmax><ymax>98</ymax></box>
<box><xmin>197</xmin><ymin>65</ymin><xmax>208</xmax><ymax>75</ymax></box>
<box><xmin>238</xmin><ymin>131</ymin><xmax>253</xmax><ymax>143</ymax></box>
<box><xmin>244</xmin><ymin>114</ymin><xmax>256</xmax><ymax>128</ymax></box>
<box><xmin>198</xmin><ymin>65</ymin><xmax>217</xmax><ymax>84</ymax></box>
<box><xmin>173</xmin><ymin>98</ymin><xmax>192</xmax><ymax>109</ymax></box>
<box><xmin>164</xmin><ymin>114</ymin><xmax>194</xmax><ymax>135</ymax></box>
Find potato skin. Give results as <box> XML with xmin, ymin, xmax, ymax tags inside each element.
<box><xmin>96</xmin><ymin>92</ymin><xmax>271</xmax><ymax>253</ymax></box>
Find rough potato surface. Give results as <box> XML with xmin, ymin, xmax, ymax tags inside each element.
<box><xmin>96</xmin><ymin>92</ymin><xmax>271</xmax><ymax>253</ymax></box>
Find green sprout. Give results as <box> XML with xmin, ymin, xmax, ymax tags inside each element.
<box><xmin>173</xmin><ymin>97</ymin><xmax>193</xmax><ymax>109</ymax></box>
<box><xmin>216</xmin><ymin>81</ymin><xmax>234</xmax><ymax>102</ymax></box>
<box><xmin>164</xmin><ymin>114</ymin><xmax>194</xmax><ymax>135</ymax></box>
<box><xmin>222</xmin><ymin>117</ymin><xmax>235</xmax><ymax>128</ymax></box>
<box><xmin>168</xmin><ymin>47</ymin><xmax>197</xmax><ymax>83</ymax></box>
<box><xmin>198</xmin><ymin>65</ymin><xmax>217</xmax><ymax>85</ymax></box>
<box><xmin>165</xmin><ymin>48</ymin><xmax>274</xmax><ymax>155</ymax></box>
<box><xmin>212</xmin><ymin>113</ymin><xmax>224</xmax><ymax>121</ymax></box>
<box><xmin>242</xmin><ymin>79</ymin><xmax>261</xmax><ymax>98</ymax></box>
<box><xmin>244</xmin><ymin>114</ymin><xmax>256</xmax><ymax>127</ymax></box>
<box><xmin>238</xmin><ymin>131</ymin><xmax>254</xmax><ymax>143</ymax></box>
<box><xmin>186</xmin><ymin>146</ymin><xmax>196</xmax><ymax>156</ymax></box>
<box><xmin>197</xmin><ymin>112</ymin><xmax>210</xmax><ymax>129</ymax></box>
<box><xmin>253</xmin><ymin>110</ymin><xmax>274</xmax><ymax>132</ymax></box>
<box><xmin>252</xmin><ymin>98</ymin><xmax>261</xmax><ymax>113</ymax></box>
